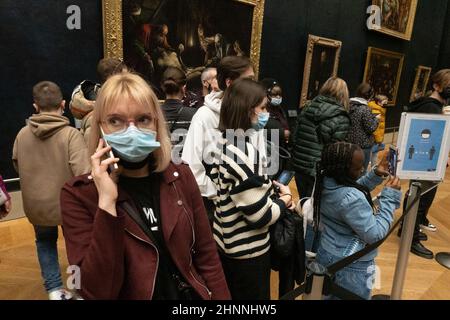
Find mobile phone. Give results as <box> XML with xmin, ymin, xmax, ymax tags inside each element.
<box><xmin>277</xmin><ymin>170</ymin><xmax>295</xmax><ymax>186</ymax></box>
<box><xmin>100</xmin><ymin>127</ymin><xmax>119</xmax><ymax>171</ymax></box>
<box><xmin>388</xmin><ymin>146</ymin><xmax>398</xmax><ymax>176</ymax></box>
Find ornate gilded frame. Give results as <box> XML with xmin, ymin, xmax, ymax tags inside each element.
<box><xmin>363</xmin><ymin>47</ymin><xmax>405</xmax><ymax>106</ymax></box>
<box><xmin>410</xmin><ymin>65</ymin><xmax>432</xmax><ymax>102</ymax></box>
<box><xmin>372</xmin><ymin>0</ymin><xmax>418</xmax><ymax>41</ymax></box>
<box><xmin>299</xmin><ymin>35</ymin><xmax>342</xmax><ymax>108</ymax></box>
<box><xmin>102</xmin><ymin>0</ymin><xmax>265</xmax><ymax>78</ymax></box>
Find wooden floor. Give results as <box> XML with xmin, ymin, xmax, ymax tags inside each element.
<box><xmin>1</xmin><ymin>169</ymin><xmax>450</xmax><ymax>300</ymax></box>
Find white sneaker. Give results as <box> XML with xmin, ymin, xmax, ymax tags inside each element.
<box><xmin>420</xmin><ymin>223</ymin><xmax>437</xmax><ymax>232</ymax></box>
<box><xmin>48</xmin><ymin>288</ymin><xmax>73</xmax><ymax>300</ymax></box>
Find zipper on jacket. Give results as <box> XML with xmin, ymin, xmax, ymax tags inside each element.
<box><xmin>172</xmin><ymin>182</ymin><xmax>212</xmax><ymax>299</ymax></box>
<box><xmin>125</xmin><ymin>228</ymin><xmax>159</xmax><ymax>299</ymax></box>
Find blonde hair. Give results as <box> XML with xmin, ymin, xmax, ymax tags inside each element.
<box><xmin>432</xmin><ymin>69</ymin><xmax>450</xmax><ymax>89</ymax></box>
<box><xmin>319</xmin><ymin>77</ymin><xmax>350</xmax><ymax>111</ymax></box>
<box><xmin>374</xmin><ymin>94</ymin><xmax>388</xmax><ymax>104</ymax></box>
<box><xmin>90</xmin><ymin>72</ymin><xmax>171</xmax><ymax>172</ymax></box>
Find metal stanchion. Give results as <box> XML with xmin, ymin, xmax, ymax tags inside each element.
<box><xmin>303</xmin><ymin>261</ymin><xmax>326</xmax><ymax>300</ymax></box>
<box><xmin>390</xmin><ymin>182</ymin><xmax>421</xmax><ymax>300</ymax></box>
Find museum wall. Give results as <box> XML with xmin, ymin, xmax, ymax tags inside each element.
<box><xmin>438</xmin><ymin>1</ymin><xmax>450</xmax><ymax>69</ymax></box>
<box><xmin>0</xmin><ymin>0</ymin><xmax>449</xmax><ymax>180</ymax></box>
<box><xmin>259</xmin><ymin>0</ymin><xmax>450</xmax><ymax>130</ymax></box>
<box><xmin>0</xmin><ymin>0</ymin><xmax>103</xmax><ymax>180</ymax></box>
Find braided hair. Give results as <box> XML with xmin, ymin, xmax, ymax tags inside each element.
<box><xmin>313</xmin><ymin>142</ymin><xmax>374</xmax><ymax>229</ymax></box>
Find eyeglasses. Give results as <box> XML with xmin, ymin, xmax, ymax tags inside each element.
<box><xmin>101</xmin><ymin>113</ymin><xmax>156</xmax><ymax>133</ymax></box>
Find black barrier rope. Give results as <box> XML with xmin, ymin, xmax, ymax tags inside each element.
<box><xmin>280</xmin><ymin>186</ymin><xmax>422</xmax><ymax>300</ymax></box>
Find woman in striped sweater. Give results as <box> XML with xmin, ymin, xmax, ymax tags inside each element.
<box><xmin>207</xmin><ymin>79</ymin><xmax>295</xmax><ymax>299</ymax></box>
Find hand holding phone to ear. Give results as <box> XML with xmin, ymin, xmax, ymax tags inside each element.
<box><xmin>91</xmin><ymin>139</ymin><xmax>120</xmax><ymax>216</ymax></box>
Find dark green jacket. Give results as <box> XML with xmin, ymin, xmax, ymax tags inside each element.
<box><xmin>292</xmin><ymin>95</ymin><xmax>350</xmax><ymax>176</ymax></box>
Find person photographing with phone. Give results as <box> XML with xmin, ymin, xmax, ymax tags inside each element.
<box><xmin>314</xmin><ymin>142</ymin><xmax>402</xmax><ymax>300</ymax></box>
<box><xmin>61</xmin><ymin>72</ymin><xmax>230</xmax><ymax>300</ymax></box>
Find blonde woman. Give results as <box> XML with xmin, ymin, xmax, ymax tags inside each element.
<box><xmin>61</xmin><ymin>72</ymin><xmax>230</xmax><ymax>300</ymax></box>
<box><xmin>292</xmin><ymin>77</ymin><xmax>351</xmax><ymax>200</ymax></box>
<box><xmin>291</xmin><ymin>77</ymin><xmax>351</xmax><ymax>252</ymax></box>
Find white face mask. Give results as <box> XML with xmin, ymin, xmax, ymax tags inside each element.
<box><xmin>271</xmin><ymin>97</ymin><xmax>282</xmax><ymax>106</ymax></box>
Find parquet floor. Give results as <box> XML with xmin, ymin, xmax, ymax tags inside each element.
<box><xmin>1</xmin><ymin>169</ymin><xmax>450</xmax><ymax>300</ymax></box>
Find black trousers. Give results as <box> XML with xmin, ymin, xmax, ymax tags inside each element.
<box><xmin>202</xmin><ymin>197</ymin><xmax>216</xmax><ymax>229</ymax></box>
<box><xmin>220</xmin><ymin>251</ymin><xmax>271</xmax><ymax>300</ymax></box>
<box><xmin>294</xmin><ymin>171</ymin><xmax>315</xmax><ymax>200</ymax></box>
<box><xmin>402</xmin><ymin>181</ymin><xmax>438</xmax><ymax>242</ymax></box>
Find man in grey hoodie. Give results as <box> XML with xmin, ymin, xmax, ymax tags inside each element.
<box><xmin>181</xmin><ymin>56</ymin><xmax>258</xmax><ymax>224</ymax></box>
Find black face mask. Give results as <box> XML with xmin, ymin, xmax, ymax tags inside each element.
<box><xmin>440</xmin><ymin>87</ymin><xmax>450</xmax><ymax>100</ymax></box>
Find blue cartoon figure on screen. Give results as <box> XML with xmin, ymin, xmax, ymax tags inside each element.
<box><xmin>402</xmin><ymin>119</ymin><xmax>446</xmax><ymax>172</ymax></box>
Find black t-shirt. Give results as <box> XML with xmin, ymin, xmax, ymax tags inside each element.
<box><xmin>119</xmin><ymin>174</ymin><xmax>181</xmax><ymax>300</ymax></box>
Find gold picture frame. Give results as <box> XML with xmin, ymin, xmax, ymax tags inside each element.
<box><xmin>102</xmin><ymin>0</ymin><xmax>265</xmax><ymax>78</ymax></box>
<box><xmin>410</xmin><ymin>65</ymin><xmax>432</xmax><ymax>102</ymax></box>
<box><xmin>299</xmin><ymin>35</ymin><xmax>342</xmax><ymax>108</ymax></box>
<box><xmin>363</xmin><ymin>47</ymin><xmax>405</xmax><ymax>106</ymax></box>
<box><xmin>371</xmin><ymin>0</ymin><xmax>418</xmax><ymax>41</ymax></box>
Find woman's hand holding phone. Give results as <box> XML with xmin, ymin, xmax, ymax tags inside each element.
<box><xmin>91</xmin><ymin>139</ymin><xmax>121</xmax><ymax>216</ymax></box>
<box><xmin>273</xmin><ymin>181</ymin><xmax>295</xmax><ymax>210</ymax></box>
<box><xmin>385</xmin><ymin>175</ymin><xmax>401</xmax><ymax>190</ymax></box>
<box><xmin>375</xmin><ymin>150</ymin><xmax>390</xmax><ymax>177</ymax></box>
<box><xmin>375</xmin><ymin>149</ymin><xmax>401</xmax><ymax>189</ymax></box>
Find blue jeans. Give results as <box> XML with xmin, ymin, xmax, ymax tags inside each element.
<box><xmin>33</xmin><ymin>225</ymin><xmax>63</xmax><ymax>293</ymax></box>
<box><xmin>304</xmin><ymin>223</ymin><xmax>321</xmax><ymax>253</ymax></box>
<box><xmin>315</xmin><ymin>247</ymin><xmax>375</xmax><ymax>300</ymax></box>
<box><xmin>362</xmin><ymin>147</ymin><xmax>372</xmax><ymax>174</ymax></box>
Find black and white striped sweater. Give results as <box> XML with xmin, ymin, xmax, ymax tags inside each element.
<box><xmin>207</xmin><ymin>134</ymin><xmax>286</xmax><ymax>259</ymax></box>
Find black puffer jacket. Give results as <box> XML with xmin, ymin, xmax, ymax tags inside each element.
<box><xmin>292</xmin><ymin>95</ymin><xmax>350</xmax><ymax>177</ymax></box>
<box><xmin>346</xmin><ymin>98</ymin><xmax>379</xmax><ymax>149</ymax></box>
<box><xmin>161</xmin><ymin>99</ymin><xmax>197</xmax><ymax>133</ymax></box>
<box><xmin>408</xmin><ymin>97</ymin><xmax>444</xmax><ymax>114</ymax></box>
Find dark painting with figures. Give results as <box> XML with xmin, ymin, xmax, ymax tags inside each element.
<box><xmin>307</xmin><ymin>45</ymin><xmax>338</xmax><ymax>101</ymax></box>
<box><xmin>410</xmin><ymin>66</ymin><xmax>432</xmax><ymax>102</ymax></box>
<box><xmin>122</xmin><ymin>0</ymin><xmax>253</xmax><ymax>97</ymax></box>
<box><xmin>372</xmin><ymin>0</ymin><xmax>418</xmax><ymax>40</ymax></box>
<box><xmin>364</xmin><ymin>47</ymin><xmax>404</xmax><ymax>106</ymax></box>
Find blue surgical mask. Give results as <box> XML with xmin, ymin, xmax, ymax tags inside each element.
<box><xmin>252</xmin><ymin>112</ymin><xmax>270</xmax><ymax>131</ymax></box>
<box><xmin>271</xmin><ymin>97</ymin><xmax>282</xmax><ymax>106</ymax></box>
<box><xmin>103</xmin><ymin>125</ymin><xmax>160</xmax><ymax>163</ymax></box>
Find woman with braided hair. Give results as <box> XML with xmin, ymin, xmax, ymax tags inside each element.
<box><xmin>314</xmin><ymin>142</ymin><xmax>402</xmax><ymax>299</ymax></box>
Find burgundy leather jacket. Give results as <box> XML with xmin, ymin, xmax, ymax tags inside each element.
<box><xmin>61</xmin><ymin>162</ymin><xmax>230</xmax><ymax>300</ymax></box>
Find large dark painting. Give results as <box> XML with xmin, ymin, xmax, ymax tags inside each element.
<box><xmin>363</xmin><ymin>47</ymin><xmax>405</xmax><ymax>106</ymax></box>
<box><xmin>299</xmin><ymin>35</ymin><xmax>342</xmax><ymax>107</ymax></box>
<box><xmin>121</xmin><ymin>0</ymin><xmax>254</xmax><ymax>95</ymax></box>
<box><xmin>372</xmin><ymin>0</ymin><xmax>418</xmax><ymax>41</ymax></box>
<box><xmin>410</xmin><ymin>65</ymin><xmax>432</xmax><ymax>102</ymax></box>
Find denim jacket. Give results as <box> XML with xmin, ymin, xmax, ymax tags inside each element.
<box><xmin>318</xmin><ymin>170</ymin><xmax>402</xmax><ymax>261</ymax></box>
